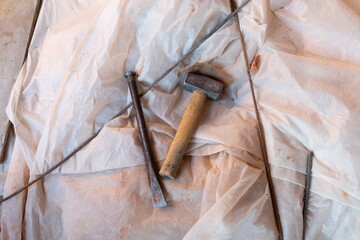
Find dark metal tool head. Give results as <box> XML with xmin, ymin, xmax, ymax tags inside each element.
<box><xmin>183</xmin><ymin>73</ymin><xmax>223</xmax><ymax>100</ymax></box>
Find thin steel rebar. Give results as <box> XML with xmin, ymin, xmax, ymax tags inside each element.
<box><xmin>229</xmin><ymin>0</ymin><xmax>283</xmax><ymax>238</ymax></box>
<box><xmin>303</xmin><ymin>151</ymin><xmax>314</xmax><ymax>240</ymax></box>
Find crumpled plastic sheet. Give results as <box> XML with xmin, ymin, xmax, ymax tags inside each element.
<box><xmin>0</xmin><ymin>0</ymin><xmax>37</xmax><ymax>197</ymax></box>
<box><xmin>2</xmin><ymin>0</ymin><xmax>360</xmax><ymax>239</ymax></box>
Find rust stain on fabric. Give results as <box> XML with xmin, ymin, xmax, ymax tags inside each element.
<box><xmin>119</xmin><ymin>227</ymin><xmax>129</xmax><ymax>239</ymax></box>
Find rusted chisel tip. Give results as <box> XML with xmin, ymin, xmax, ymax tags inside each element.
<box><xmin>154</xmin><ymin>200</ymin><xmax>167</xmax><ymax>208</ymax></box>
<box><xmin>153</xmin><ymin>194</ymin><xmax>167</xmax><ymax>208</ymax></box>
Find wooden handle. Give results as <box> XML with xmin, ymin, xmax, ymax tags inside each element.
<box><xmin>159</xmin><ymin>91</ymin><xmax>207</xmax><ymax>180</ymax></box>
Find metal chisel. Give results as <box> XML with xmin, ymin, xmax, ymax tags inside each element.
<box><xmin>125</xmin><ymin>71</ymin><xmax>167</xmax><ymax>208</ymax></box>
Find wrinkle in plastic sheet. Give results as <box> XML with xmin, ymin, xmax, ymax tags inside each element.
<box><xmin>2</xmin><ymin>0</ymin><xmax>360</xmax><ymax>239</ymax></box>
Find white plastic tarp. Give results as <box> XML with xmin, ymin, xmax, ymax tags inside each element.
<box><xmin>2</xmin><ymin>0</ymin><xmax>360</xmax><ymax>239</ymax></box>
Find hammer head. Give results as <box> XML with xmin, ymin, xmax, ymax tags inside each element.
<box><xmin>183</xmin><ymin>73</ymin><xmax>223</xmax><ymax>100</ymax></box>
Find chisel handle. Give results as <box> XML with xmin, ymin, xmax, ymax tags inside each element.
<box><xmin>159</xmin><ymin>91</ymin><xmax>207</xmax><ymax>180</ymax></box>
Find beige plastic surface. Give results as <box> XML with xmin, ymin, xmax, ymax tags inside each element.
<box><xmin>3</xmin><ymin>1</ymin><xmax>360</xmax><ymax>239</ymax></box>
<box><xmin>160</xmin><ymin>91</ymin><xmax>207</xmax><ymax>180</ymax></box>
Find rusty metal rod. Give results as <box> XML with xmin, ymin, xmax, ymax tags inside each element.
<box><xmin>229</xmin><ymin>0</ymin><xmax>283</xmax><ymax>238</ymax></box>
<box><xmin>303</xmin><ymin>151</ymin><xmax>314</xmax><ymax>239</ymax></box>
<box><xmin>125</xmin><ymin>71</ymin><xmax>167</xmax><ymax>208</ymax></box>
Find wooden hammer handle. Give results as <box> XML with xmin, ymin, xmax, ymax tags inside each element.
<box><xmin>159</xmin><ymin>91</ymin><xmax>207</xmax><ymax>180</ymax></box>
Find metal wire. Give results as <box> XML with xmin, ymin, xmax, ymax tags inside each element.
<box><xmin>229</xmin><ymin>1</ymin><xmax>284</xmax><ymax>238</ymax></box>
<box><xmin>303</xmin><ymin>151</ymin><xmax>314</xmax><ymax>240</ymax></box>
<box><xmin>0</xmin><ymin>0</ymin><xmax>252</xmax><ymax>204</ymax></box>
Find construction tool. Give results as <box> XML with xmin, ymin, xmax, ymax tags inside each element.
<box><xmin>125</xmin><ymin>71</ymin><xmax>167</xmax><ymax>208</ymax></box>
<box><xmin>159</xmin><ymin>73</ymin><xmax>223</xmax><ymax>180</ymax></box>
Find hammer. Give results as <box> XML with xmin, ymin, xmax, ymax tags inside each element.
<box><xmin>159</xmin><ymin>73</ymin><xmax>223</xmax><ymax>180</ymax></box>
